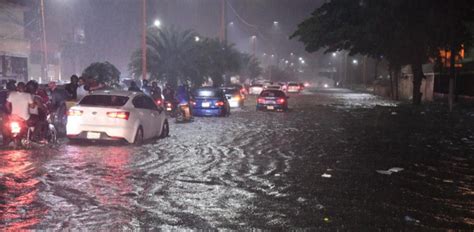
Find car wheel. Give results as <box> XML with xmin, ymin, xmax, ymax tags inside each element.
<box><xmin>160</xmin><ymin>120</ymin><xmax>169</xmax><ymax>138</ymax></box>
<box><xmin>133</xmin><ymin>127</ymin><xmax>144</xmax><ymax>145</ymax></box>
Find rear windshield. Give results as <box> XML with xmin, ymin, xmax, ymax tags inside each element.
<box><xmin>266</xmin><ymin>86</ymin><xmax>280</xmax><ymax>89</ymax></box>
<box><xmin>79</xmin><ymin>95</ymin><xmax>129</xmax><ymax>107</ymax></box>
<box><xmin>222</xmin><ymin>88</ymin><xmax>240</xmax><ymax>95</ymax></box>
<box><xmin>251</xmin><ymin>84</ymin><xmax>263</xmax><ymax>87</ymax></box>
<box><xmin>194</xmin><ymin>89</ymin><xmax>221</xmax><ymax>97</ymax></box>
<box><xmin>288</xmin><ymin>83</ymin><xmax>299</xmax><ymax>86</ymax></box>
<box><xmin>260</xmin><ymin>91</ymin><xmax>286</xmax><ymax>97</ymax></box>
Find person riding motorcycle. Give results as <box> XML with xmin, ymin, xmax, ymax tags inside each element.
<box><xmin>150</xmin><ymin>81</ymin><xmax>162</xmax><ymax>105</ymax></box>
<box><xmin>162</xmin><ymin>83</ymin><xmax>175</xmax><ymax>102</ymax></box>
<box><xmin>26</xmin><ymin>81</ymin><xmax>49</xmax><ymax>143</ymax></box>
<box><xmin>4</xmin><ymin>82</ymin><xmax>36</xmax><ymax>145</ymax></box>
<box><xmin>175</xmin><ymin>85</ymin><xmax>193</xmax><ymax>122</ymax></box>
<box><xmin>48</xmin><ymin>82</ymin><xmax>69</xmax><ymax>134</ymax></box>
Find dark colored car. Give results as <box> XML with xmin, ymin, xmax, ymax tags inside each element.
<box><xmin>191</xmin><ymin>87</ymin><xmax>230</xmax><ymax>117</ymax></box>
<box><xmin>256</xmin><ymin>90</ymin><xmax>289</xmax><ymax>112</ymax></box>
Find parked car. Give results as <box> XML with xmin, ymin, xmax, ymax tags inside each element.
<box><xmin>191</xmin><ymin>87</ymin><xmax>230</xmax><ymax>117</ymax></box>
<box><xmin>249</xmin><ymin>84</ymin><xmax>264</xmax><ymax>95</ymax></box>
<box><xmin>66</xmin><ymin>90</ymin><xmax>169</xmax><ymax>144</ymax></box>
<box><xmin>222</xmin><ymin>87</ymin><xmax>244</xmax><ymax>108</ymax></box>
<box><xmin>287</xmin><ymin>82</ymin><xmax>301</xmax><ymax>93</ymax></box>
<box><xmin>256</xmin><ymin>90</ymin><xmax>289</xmax><ymax>112</ymax></box>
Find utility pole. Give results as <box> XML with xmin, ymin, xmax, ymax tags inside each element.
<box><xmin>141</xmin><ymin>0</ymin><xmax>147</xmax><ymax>81</ymax></box>
<box><xmin>219</xmin><ymin>0</ymin><xmax>227</xmax><ymax>43</ymax></box>
<box><xmin>40</xmin><ymin>0</ymin><xmax>48</xmax><ymax>80</ymax></box>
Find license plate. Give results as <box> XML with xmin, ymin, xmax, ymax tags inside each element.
<box><xmin>202</xmin><ymin>102</ymin><xmax>210</xmax><ymax>108</ymax></box>
<box><xmin>267</xmin><ymin>106</ymin><xmax>275</xmax><ymax>110</ymax></box>
<box><xmin>87</xmin><ymin>132</ymin><xmax>101</xmax><ymax>139</ymax></box>
<box><xmin>166</xmin><ymin>107</ymin><xmax>172</xmax><ymax>111</ymax></box>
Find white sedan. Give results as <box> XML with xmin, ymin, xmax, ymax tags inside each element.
<box><xmin>249</xmin><ymin>84</ymin><xmax>264</xmax><ymax>95</ymax></box>
<box><xmin>66</xmin><ymin>90</ymin><xmax>169</xmax><ymax>144</ymax></box>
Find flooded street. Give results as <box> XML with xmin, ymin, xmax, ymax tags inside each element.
<box><xmin>1</xmin><ymin>88</ymin><xmax>473</xmax><ymax>230</ymax></box>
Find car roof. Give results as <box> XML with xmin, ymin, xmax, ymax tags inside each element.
<box><xmin>89</xmin><ymin>89</ymin><xmax>142</xmax><ymax>97</ymax></box>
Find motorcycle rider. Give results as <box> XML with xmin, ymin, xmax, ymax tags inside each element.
<box><xmin>162</xmin><ymin>83</ymin><xmax>176</xmax><ymax>102</ymax></box>
<box><xmin>150</xmin><ymin>81</ymin><xmax>162</xmax><ymax>100</ymax></box>
<box><xmin>5</xmin><ymin>82</ymin><xmax>36</xmax><ymax>144</ymax></box>
<box><xmin>48</xmin><ymin>82</ymin><xmax>69</xmax><ymax>132</ymax></box>
<box><xmin>26</xmin><ymin>80</ymin><xmax>48</xmax><ymax>142</ymax></box>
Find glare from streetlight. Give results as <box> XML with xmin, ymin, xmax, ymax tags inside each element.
<box><xmin>271</xmin><ymin>54</ymin><xmax>275</xmax><ymax>58</ymax></box>
<box><xmin>301</xmin><ymin>60</ymin><xmax>305</xmax><ymax>64</ymax></box>
<box><xmin>298</xmin><ymin>57</ymin><xmax>303</xmax><ymax>61</ymax></box>
<box><xmin>194</xmin><ymin>36</ymin><xmax>200</xmax><ymax>42</ymax></box>
<box><xmin>153</xmin><ymin>19</ymin><xmax>161</xmax><ymax>28</ymax></box>
<box><xmin>229</xmin><ymin>21</ymin><xmax>234</xmax><ymax>26</ymax></box>
<box><xmin>273</xmin><ymin>21</ymin><xmax>279</xmax><ymax>25</ymax></box>
<box><xmin>352</xmin><ymin>59</ymin><xmax>358</xmax><ymax>65</ymax></box>
<box><xmin>332</xmin><ymin>52</ymin><xmax>337</xmax><ymax>57</ymax></box>
<box><xmin>251</xmin><ymin>35</ymin><xmax>257</xmax><ymax>39</ymax></box>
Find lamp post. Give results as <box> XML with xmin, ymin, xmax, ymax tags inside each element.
<box><xmin>141</xmin><ymin>0</ymin><xmax>147</xmax><ymax>80</ymax></box>
<box><xmin>40</xmin><ymin>0</ymin><xmax>48</xmax><ymax>80</ymax></box>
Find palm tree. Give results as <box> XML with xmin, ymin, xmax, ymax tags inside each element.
<box><xmin>129</xmin><ymin>27</ymin><xmax>205</xmax><ymax>87</ymax></box>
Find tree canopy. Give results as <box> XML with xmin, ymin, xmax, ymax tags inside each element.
<box><xmin>82</xmin><ymin>61</ymin><xmax>120</xmax><ymax>85</ymax></box>
<box><xmin>129</xmin><ymin>27</ymin><xmax>249</xmax><ymax>87</ymax></box>
<box><xmin>292</xmin><ymin>0</ymin><xmax>473</xmax><ymax>104</ymax></box>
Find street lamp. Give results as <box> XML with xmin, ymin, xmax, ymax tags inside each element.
<box><xmin>332</xmin><ymin>52</ymin><xmax>337</xmax><ymax>57</ymax></box>
<box><xmin>352</xmin><ymin>59</ymin><xmax>358</xmax><ymax>65</ymax></box>
<box><xmin>229</xmin><ymin>21</ymin><xmax>234</xmax><ymax>26</ymax></box>
<box><xmin>194</xmin><ymin>36</ymin><xmax>200</xmax><ymax>42</ymax></box>
<box><xmin>153</xmin><ymin>19</ymin><xmax>161</xmax><ymax>28</ymax></box>
<box><xmin>273</xmin><ymin>21</ymin><xmax>279</xmax><ymax>25</ymax></box>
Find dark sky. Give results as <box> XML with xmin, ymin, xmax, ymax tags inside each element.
<box><xmin>41</xmin><ymin>0</ymin><xmax>323</xmax><ymax>76</ymax></box>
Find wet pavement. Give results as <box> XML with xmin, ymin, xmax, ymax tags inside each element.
<box><xmin>1</xmin><ymin>88</ymin><xmax>473</xmax><ymax>230</ymax></box>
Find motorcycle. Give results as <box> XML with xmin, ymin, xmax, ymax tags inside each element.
<box><xmin>175</xmin><ymin>103</ymin><xmax>193</xmax><ymax>123</ymax></box>
<box><xmin>163</xmin><ymin>100</ymin><xmax>177</xmax><ymax>117</ymax></box>
<box><xmin>3</xmin><ymin>114</ymin><xmax>57</xmax><ymax>149</ymax></box>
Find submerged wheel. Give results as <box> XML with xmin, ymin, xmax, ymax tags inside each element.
<box><xmin>133</xmin><ymin>127</ymin><xmax>144</xmax><ymax>145</ymax></box>
<box><xmin>160</xmin><ymin>120</ymin><xmax>169</xmax><ymax>138</ymax></box>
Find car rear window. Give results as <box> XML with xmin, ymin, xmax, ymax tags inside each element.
<box><xmin>288</xmin><ymin>83</ymin><xmax>299</xmax><ymax>86</ymax></box>
<box><xmin>251</xmin><ymin>84</ymin><xmax>263</xmax><ymax>87</ymax></box>
<box><xmin>222</xmin><ymin>88</ymin><xmax>240</xmax><ymax>95</ymax></box>
<box><xmin>79</xmin><ymin>95</ymin><xmax>129</xmax><ymax>107</ymax></box>
<box><xmin>260</xmin><ymin>91</ymin><xmax>286</xmax><ymax>97</ymax></box>
<box><xmin>194</xmin><ymin>89</ymin><xmax>221</xmax><ymax>97</ymax></box>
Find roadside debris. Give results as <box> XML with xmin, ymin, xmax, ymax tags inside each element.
<box><xmin>376</xmin><ymin>167</ymin><xmax>404</xmax><ymax>175</ymax></box>
<box><xmin>404</xmin><ymin>215</ymin><xmax>420</xmax><ymax>224</ymax></box>
<box><xmin>321</xmin><ymin>173</ymin><xmax>332</xmax><ymax>178</ymax></box>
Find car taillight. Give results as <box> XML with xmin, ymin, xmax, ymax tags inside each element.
<box><xmin>107</xmin><ymin>111</ymin><xmax>130</xmax><ymax>120</ymax></box>
<box><xmin>190</xmin><ymin>100</ymin><xmax>196</xmax><ymax>106</ymax></box>
<box><xmin>156</xmin><ymin>99</ymin><xmax>162</xmax><ymax>105</ymax></box>
<box><xmin>277</xmin><ymin>98</ymin><xmax>286</xmax><ymax>104</ymax></box>
<box><xmin>257</xmin><ymin>98</ymin><xmax>265</xmax><ymax>104</ymax></box>
<box><xmin>68</xmin><ymin>109</ymin><xmax>83</xmax><ymax>116</ymax></box>
<box><xmin>10</xmin><ymin>121</ymin><xmax>21</xmax><ymax>134</ymax></box>
<box><xmin>167</xmin><ymin>102</ymin><xmax>172</xmax><ymax>107</ymax></box>
<box><xmin>215</xmin><ymin>101</ymin><xmax>225</xmax><ymax>107</ymax></box>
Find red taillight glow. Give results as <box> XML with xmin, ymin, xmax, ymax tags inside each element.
<box><xmin>215</xmin><ymin>101</ymin><xmax>225</xmax><ymax>107</ymax></box>
<box><xmin>68</xmin><ymin>109</ymin><xmax>83</xmax><ymax>116</ymax></box>
<box><xmin>10</xmin><ymin>122</ymin><xmax>21</xmax><ymax>134</ymax></box>
<box><xmin>156</xmin><ymin>99</ymin><xmax>162</xmax><ymax>105</ymax></box>
<box><xmin>277</xmin><ymin>98</ymin><xmax>286</xmax><ymax>104</ymax></box>
<box><xmin>257</xmin><ymin>98</ymin><xmax>265</xmax><ymax>104</ymax></box>
<box><xmin>107</xmin><ymin>111</ymin><xmax>130</xmax><ymax>120</ymax></box>
<box><xmin>167</xmin><ymin>103</ymin><xmax>172</xmax><ymax>107</ymax></box>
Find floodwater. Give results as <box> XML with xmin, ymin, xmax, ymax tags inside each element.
<box><xmin>1</xmin><ymin>88</ymin><xmax>473</xmax><ymax>230</ymax></box>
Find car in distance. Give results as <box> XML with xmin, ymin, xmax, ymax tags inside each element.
<box><xmin>249</xmin><ymin>84</ymin><xmax>264</xmax><ymax>95</ymax></box>
<box><xmin>222</xmin><ymin>87</ymin><xmax>244</xmax><ymax>108</ymax></box>
<box><xmin>287</xmin><ymin>82</ymin><xmax>301</xmax><ymax>93</ymax></box>
<box><xmin>66</xmin><ymin>90</ymin><xmax>169</xmax><ymax>144</ymax></box>
<box><xmin>191</xmin><ymin>87</ymin><xmax>230</xmax><ymax>117</ymax></box>
<box><xmin>265</xmin><ymin>85</ymin><xmax>284</xmax><ymax>91</ymax></box>
<box><xmin>256</xmin><ymin>89</ymin><xmax>289</xmax><ymax>112</ymax></box>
